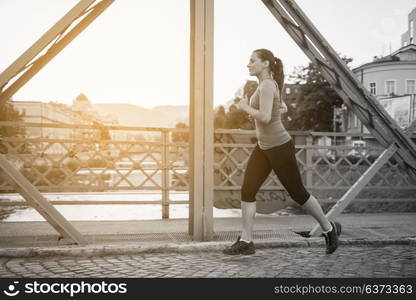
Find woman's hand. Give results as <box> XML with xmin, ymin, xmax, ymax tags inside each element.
<box><xmin>280</xmin><ymin>100</ymin><xmax>288</xmax><ymax>113</ymax></box>
<box><xmin>237</xmin><ymin>96</ymin><xmax>249</xmax><ymax>111</ymax></box>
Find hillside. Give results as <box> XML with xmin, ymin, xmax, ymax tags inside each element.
<box><xmin>93</xmin><ymin>103</ymin><xmax>188</xmax><ymax>128</ymax></box>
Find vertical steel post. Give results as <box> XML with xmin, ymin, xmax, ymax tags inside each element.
<box><xmin>203</xmin><ymin>0</ymin><xmax>215</xmax><ymax>241</ymax></box>
<box><xmin>162</xmin><ymin>129</ymin><xmax>169</xmax><ymax>219</ymax></box>
<box><xmin>189</xmin><ymin>0</ymin><xmax>214</xmax><ymax>241</ymax></box>
<box><xmin>305</xmin><ymin>135</ymin><xmax>313</xmax><ymax>188</ymax></box>
<box><xmin>294</xmin><ymin>134</ymin><xmax>306</xmax><ymax>183</ymax></box>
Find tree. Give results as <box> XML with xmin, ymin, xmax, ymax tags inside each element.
<box><xmin>214</xmin><ymin>106</ymin><xmax>226</xmax><ymax>129</ymax></box>
<box><xmin>286</xmin><ymin>56</ymin><xmax>352</xmax><ymax>131</ymax></box>
<box><xmin>213</xmin><ymin>103</ymin><xmax>255</xmax><ymax>130</ymax></box>
<box><xmin>224</xmin><ymin>103</ymin><xmax>254</xmax><ymax>129</ymax></box>
<box><xmin>0</xmin><ymin>102</ymin><xmax>26</xmax><ymax>153</ymax></box>
<box><xmin>214</xmin><ymin>82</ymin><xmax>259</xmax><ymax>130</ymax></box>
<box><xmin>172</xmin><ymin>122</ymin><xmax>189</xmax><ymax>143</ymax></box>
<box><xmin>0</xmin><ymin>102</ymin><xmax>25</xmax><ymax>137</ymax></box>
<box><xmin>93</xmin><ymin>120</ymin><xmax>111</xmax><ymax>140</ymax></box>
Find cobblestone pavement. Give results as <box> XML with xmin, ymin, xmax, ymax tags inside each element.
<box><xmin>1</xmin><ymin>245</ymin><xmax>415</xmax><ymax>278</ymax></box>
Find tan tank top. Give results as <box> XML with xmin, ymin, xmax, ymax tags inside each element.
<box><xmin>249</xmin><ymin>79</ymin><xmax>292</xmax><ymax>150</ymax></box>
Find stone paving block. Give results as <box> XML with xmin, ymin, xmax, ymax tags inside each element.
<box><xmin>1</xmin><ymin>244</ymin><xmax>416</xmax><ymax>277</ymax></box>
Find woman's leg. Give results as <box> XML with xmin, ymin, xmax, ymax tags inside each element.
<box><xmin>241</xmin><ymin>202</ymin><xmax>256</xmax><ymax>242</ymax></box>
<box><xmin>223</xmin><ymin>145</ymin><xmax>272</xmax><ymax>255</ymax></box>
<box><xmin>302</xmin><ymin>194</ymin><xmax>331</xmax><ymax>232</ymax></box>
<box><xmin>264</xmin><ymin>140</ymin><xmax>331</xmax><ymax>232</ymax></box>
<box><xmin>240</xmin><ymin>145</ymin><xmax>272</xmax><ymax>242</ymax></box>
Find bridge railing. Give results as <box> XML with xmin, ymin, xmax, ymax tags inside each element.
<box><xmin>0</xmin><ymin>122</ymin><xmax>415</xmax><ymax>219</ymax></box>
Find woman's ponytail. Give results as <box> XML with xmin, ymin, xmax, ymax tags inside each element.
<box><xmin>272</xmin><ymin>57</ymin><xmax>284</xmax><ymax>95</ymax></box>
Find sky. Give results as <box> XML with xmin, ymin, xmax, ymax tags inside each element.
<box><xmin>0</xmin><ymin>0</ymin><xmax>415</xmax><ymax>108</ymax></box>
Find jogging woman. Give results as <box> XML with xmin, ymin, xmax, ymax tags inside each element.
<box><xmin>223</xmin><ymin>48</ymin><xmax>340</xmax><ymax>255</ymax></box>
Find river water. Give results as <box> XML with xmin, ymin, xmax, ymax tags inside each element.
<box><xmin>1</xmin><ymin>166</ymin><xmax>296</xmax><ymax>222</ymax></box>
<box><xmin>0</xmin><ymin>192</ymin><xmax>243</xmax><ymax>222</ymax></box>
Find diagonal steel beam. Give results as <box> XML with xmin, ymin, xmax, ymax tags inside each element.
<box><xmin>0</xmin><ymin>0</ymin><xmax>114</xmax><ymax>245</ymax></box>
<box><xmin>0</xmin><ymin>0</ymin><xmax>114</xmax><ymax>105</ymax></box>
<box><xmin>260</xmin><ymin>0</ymin><xmax>416</xmax><ymax>235</ymax></box>
<box><xmin>261</xmin><ymin>0</ymin><xmax>416</xmax><ymax>179</ymax></box>
<box><xmin>0</xmin><ymin>155</ymin><xmax>88</xmax><ymax>245</ymax></box>
<box><xmin>309</xmin><ymin>144</ymin><xmax>398</xmax><ymax>236</ymax></box>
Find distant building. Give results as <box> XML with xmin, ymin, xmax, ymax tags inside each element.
<box><xmin>346</xmin><ymin>44</ymin><xmax>416</xmax><ymax>134</ymax></box>
<box><xmin>282</xmin><ymin>83</ymin><xmax>304</xmax><ymax>109</ymax></box>
<box><xmin>401</xmin><ymin>8</ymin><xmax>416</xmax><ymax>47</ymax></box>
<box><xmin>11</xmin><ymin>100</ymin><xmax>87</xmax><ymax>138</ymax></box>
<box><xmin>11</xmin><ymin>93</ymin><xmax>113</xmax><ymax>140</ymax></box>
<box><xmin>354</xmin><ymin>45</ymin><xmax>416</xmax><ymax>98</ymax></box>
<box><xmin>72</xmin><ymin>93</ymin><xmax>93</xmax><ymax>113</ymax></box>
<box><xmin>340</xmin><ymin>7</ymin><xmax>416</xmax><ymax>135</ymax></box>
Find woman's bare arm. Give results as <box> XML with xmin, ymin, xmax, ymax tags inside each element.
<box><xmin>240</xmin><ymin>80</ymin><xmax>275</xmax><ymax>124</ymax></box>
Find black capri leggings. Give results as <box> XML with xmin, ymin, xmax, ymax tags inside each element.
<box><xmin>241</xmin><ymin>139</ymin><xmax>310</xmax><ymax>205</ymax></box>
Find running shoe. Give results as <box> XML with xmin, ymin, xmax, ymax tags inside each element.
<box><xmin>223</xmin><ymin>236</ymin><xmax>255</xmax><ymax>255</ymax></box>
<box><xmin>323</xmin><ymin>221</ymin><xmax>339</xmax><ymax>254</ymax></box>
<box><xmin>321</xmin><ymin>221</ymin><xmax>342</xmax><ymax>237</ymax></box>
